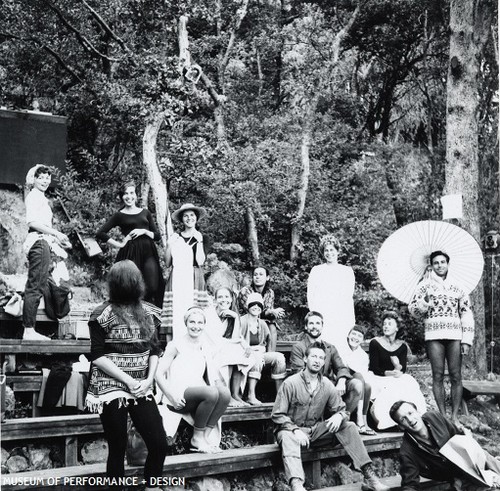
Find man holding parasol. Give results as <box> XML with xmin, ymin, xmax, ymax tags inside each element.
<box><xmin>408</xmin><ymin>250</ymin><xmax>474</xmax><ymax>424</ymax></box>
<box><xmin>377</xmin><ymin>220</ymin><xmax>484</xmax><ymax>426</ymax></box>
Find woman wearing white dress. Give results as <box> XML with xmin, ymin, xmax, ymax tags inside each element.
<box><xmin>307</xmin><ymin>234</ymin><xmax>355</xmax><ymax>350</ymax></box>
<box><xmin>155</xmin><ymin>307</ymin><xmax>230</xmax><ymax>453</ymax></box>
<box><xmin>161</xmin><ymin>204</ymin><xmax>209</xmax><ymax>340</ymax></box>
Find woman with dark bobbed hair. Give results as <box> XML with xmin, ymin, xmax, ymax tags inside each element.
<box><xmin>96</xmin><ymin>181</ymin><xmax>164</xmax><ymax>307</ymax></box>
<box><xmin>85</xmin><ymin>260</ymin><xmax>167</xmax><ymax>490</ymax></box>
<box><xmin>368</xmin><ymin>311</ymin><xmax>426</xmax><ymax>430</ymax></box>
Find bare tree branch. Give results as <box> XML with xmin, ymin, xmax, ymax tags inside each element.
<box><xmin>44</xmin><ymin>0</ymin><xmax>119</xmax><ymax>62</ymax></box>
<box><xmin>1</xmin><ymin>31</ymin><xmax>84</xmax><ymax>83</ymax></box>
<box><xmin>80</xmin><ymin>0</ymin><xmax>130</xmax><ymax>52</ymax></box>
<box><xmin>218</xmin><ymin>0</ymin><xmax>250</xmax><ymax>88</ymax></box>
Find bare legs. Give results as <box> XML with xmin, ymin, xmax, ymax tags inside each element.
<box><xmin>426</xmin><ymin>339</ymin><xmax>463</xmax><ymax>422</ymax></box>
<box><xmin>183</xmin><ymin>386</ymin><xmax>231</xmax><ymax>452</ymax></box>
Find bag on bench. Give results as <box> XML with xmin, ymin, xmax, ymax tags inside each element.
<box><xmin>43</xmin><ymin>278</ymin><xmax>72</xmax><ymax>320</ymax></box>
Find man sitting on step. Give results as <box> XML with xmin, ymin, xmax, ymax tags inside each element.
<box><xmin>289</xmin><ymin>311</ymin><xmax>364</xmax><ymax>428</ymax></box>
<box><xmin>272</xmin><ymin>342</ymin><xmax>389</xmax><ymax>491</ymax></box>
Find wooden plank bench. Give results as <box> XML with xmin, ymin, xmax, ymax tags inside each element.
<box><xmin>318</xmin><ymin>476</ymin><xmax>450</xmax><ymax>491</ymax></box>
<box><xmin>1</xmin><ymin>403</ymin><xmax>275</xmax><ymax>466</ymax></box>
<box><xmin>0</xmin><ymin>339</ymin><xmax>91</xmax><ymax>354</ymax></box>
<box><xmin>1</xmin><ymin>340</ymin><xmax>293</xmax><ymax>355</ymax></box>
<box><xmin>461</xmin><ymin>380</ymin><xmax>500</xmax><ymax>415</ymax></box>
<box><xmin>1</xmin><ymin>432</ymin><xmax>403</xmax><ymax>490</ymax></box>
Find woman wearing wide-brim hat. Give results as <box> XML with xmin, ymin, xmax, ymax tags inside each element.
<box><xmin>161</xmin><ymin>203</ymin><xmax>209</xmax><ymax>340</ymax></box>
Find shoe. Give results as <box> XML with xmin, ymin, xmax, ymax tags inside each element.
<box><xmin>361</xmin><ymin>464</ymin><xmax>390</xmax><ymax>491</ymax></box>
<box><xmin>358</xmin><ymin>425</ymin><xmax>377</xmax><ymax>436</ymax></box>
<box><xmin>290</xmin><ymin>478</ymin><xmax>307</xmax><ymax>491</ymax></box>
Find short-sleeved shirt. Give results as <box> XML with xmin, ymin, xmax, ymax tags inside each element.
<box><xmin>25</xmin><ymin>188</ymin><xmax>52</xmax><ymax>228</ymax></box>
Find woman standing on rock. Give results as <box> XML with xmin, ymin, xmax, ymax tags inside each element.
<box><xmin>85</xmin><ymin>260</ymin><xmax>166</xmax><ymax>490</ymax></box>
<box><xmin>22</xmin><ymin>164</ymin><xmax>72</xmax><ymax>341</ymax></box>
<box><xmin>162</xmin><ymin>203</ymin><xmax>209</xmax><ymax>339</ymax></box>
<box><xmin>96</xmin><ymin>181</ymin><xmax>164</xmax><ymax>307</ymax></box>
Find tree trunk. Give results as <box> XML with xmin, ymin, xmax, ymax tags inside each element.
<box><xmin>245</xmin><ymin>206</ymin><xmax>260</xmax><ymax>266</ymax></box>
<box><xmin>444</xmin><ymin>0</ymin><xmax>492</xmax><ymax>373</ymax></box>
<box><xmin>143</xmin><ymin>112</ymin><xmax>173</xmax><ymax>248</ymax></box>
<box><xmin>290</xmin><ymin>122</ymin><xmax>311</xmax><ymax>262</ymax></box>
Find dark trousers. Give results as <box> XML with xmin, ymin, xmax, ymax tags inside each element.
<box><xmin>23</xmin><ymin>240</ymin><xmax>51</xmax><ymax>328</ymax></box>
<box><xmin>100</xmin><ymin>397</ymin><xmax>167</xmax><ymax>488</ymax></box>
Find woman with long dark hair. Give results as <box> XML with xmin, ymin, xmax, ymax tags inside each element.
<box><xmin>96</xmin><ymin>181</ymin><xmax>164</xmax><ymax>307</ymax></box>
<box><xmin>85</xmin><ymin>260</ymin><xmax>167</xmax><ymax>490</ymax></box>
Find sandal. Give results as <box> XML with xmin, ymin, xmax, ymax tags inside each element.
<box><xmin>358</xmin><ymin>425</ymin><xmax>377</xmax><ymax>436</ymax></box>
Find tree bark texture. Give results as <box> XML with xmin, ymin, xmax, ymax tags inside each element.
<box><xmin>445</xmin><ymin>0</ymin><xmax>492</xmax><ymax>373</ymax></box>
<box><xmin>245</xmin><ymin>206</ymin><xmax>260</xmax><ymax>266</ymax></box>
<box><xmin>290</xmin><ymin>123</ymin><xmax>311</xmax><ymax>262</ymax></box>
<box><xmin>142</xmin><ymin>113</ymin><xmax>173</xmax><ymax>248</ymax></box>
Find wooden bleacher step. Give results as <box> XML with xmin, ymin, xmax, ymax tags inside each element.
<box><xmin>1</xmin><ymin>433</ymin><xmax>403</xmax><ymax>490</ymax></box>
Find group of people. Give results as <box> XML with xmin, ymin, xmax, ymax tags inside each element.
<box><xmin>20</xmin><ymin>168</ymin><xmax>496</xmax><ymax>491</ymax></box>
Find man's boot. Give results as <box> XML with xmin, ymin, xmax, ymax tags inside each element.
<box><xmin>361</xmin><ymin>463</ymin><xmax>390</xmax><ymax>491</ymax></box>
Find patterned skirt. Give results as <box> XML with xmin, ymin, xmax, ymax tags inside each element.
<box><xmin>160</xmin><ymin>265</ymin><xmax>209</xmax><ymax>342</ymax></box>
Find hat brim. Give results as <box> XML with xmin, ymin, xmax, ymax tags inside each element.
<box><xmin>171</xmin><ymin>204</ymin><xmax>207</xmax><ymax>223</ymax></box>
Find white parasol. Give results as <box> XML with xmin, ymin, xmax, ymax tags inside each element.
<box><xmin>377</xmin><ymin>220</ymin><xmax>484</xmax><ymax>304</ymax></box>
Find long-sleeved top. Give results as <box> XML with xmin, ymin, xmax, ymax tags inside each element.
<box><xmin>400</xmin><ymin>411</ymin><xmax>462</xmax><ymax>491</ymax></box>
<box><xmin>289</xmin><ymin>334</ymin><xmax>352</xmax><ymax>383</ymax></box>
<box><xmin>239</xmin><ymin>314</ymin><xmax>271</xmax><ymax>350</ymax></box>
<box><xmin>408</xmin><ymin>272</ymin><xmax>474</xmax><ymax>345</ymax></box>
<box><xmin>368</xmin><ymin>338</ymin><xmax>407</xmax><ymax>376</ymax></box>
<box><xmin>96</xmin><ymin>209</ymin><xmax>161</xmax><ymax>243</ymax></box>
<box><xmin>272</xmin><ymin>371</ymin><xmax>349</xmax><ymax>434</ymax></box>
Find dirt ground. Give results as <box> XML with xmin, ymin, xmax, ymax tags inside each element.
<box><xmin>412</xmin><ymin>361</ymin><xmax>500</xmax><ymax>457</ymax></box>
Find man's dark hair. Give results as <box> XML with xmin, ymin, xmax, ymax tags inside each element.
<box><xmin>304</xmin><ymin>311</ymin><xmax>323</xmax><ymax>327</ymax></box>
<box><xmin>305</xmin><ymin>341</ymin><xmax>326</xmax><ymax>357</ymax></box>
<box><xmin>389</xmin><ymin>400</ymin><xmax>417</xmax><ymax>423</ymax></box>
<box><xmin>430</xmin><ymin>250</ymin><xmax>450</xmax><ymax>264</ymax></box>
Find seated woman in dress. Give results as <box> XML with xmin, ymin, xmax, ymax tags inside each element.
<box><xmin>85</xmin><ymin>260</ymin><xmax>166</xmax><ymax>490</ymax></box>
<box><xmin>368</xmin><ymin>311</ymin><xmax>426</xmax><ymax>430</ymax></box>
<box><xmin>238</xmin><ymin>266</ymin><xmax>285</xmax><ymax>352</ymax></box>
<box><xmin>155</xmin><ymin>307</ymin><xmax>231</xmax><ymax>453</ymax></box>
<box><xmin>162</xmin><ymin>203</ymin><xmax>209</xmax><ymax>340</ymax></box>
<box><xmin>96</xmin><ymin>180</ymin><xmax>164</xmax><ymax>307</ymax></box>
<box><xmin>341</xmin><ymin>325</ymin><xmax>376</xmax><ymax>435</ymax></box>
<box><xmin>207</xmin><ymin>287</ymin><xmax>256</xmax><ymax>407</ymax></box>
<box><xmin>240</xmin><ymin>293</ymin><xmax>286</xmax><ymax>405</ymax></box>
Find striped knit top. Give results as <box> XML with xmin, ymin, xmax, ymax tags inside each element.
<box><xmin>85</xmin><ymin>301</ymin><xmax>162</xmax><ymax>413</ymax></box>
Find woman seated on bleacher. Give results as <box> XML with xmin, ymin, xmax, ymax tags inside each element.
<box><xmin>205</xmin><ymin>287</ymin><xmax>256</xmax><ymax>407</ymax></box>
<box><xmin>240</xmin><ymin>293</ymin><xmax>286</xmax><ymax>405</ymax></box>
<box><xmin>368</xmin><ymin>311</ymin><xmax>426</xmax><ymax>430</ymax></box>
<box><xmin>155</xmin><ymin>307</ymin><xmax>231</xmax><ymax>454</ymax></box>
<box><xmin>340</xmin><ymin>325</ymin><xmax>376</xmax><ymax>435</ymax></box>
